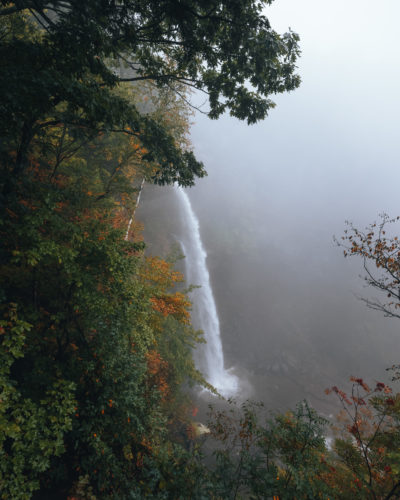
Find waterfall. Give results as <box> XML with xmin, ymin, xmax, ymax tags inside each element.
<box><xmin>175</xmin><ymin>186</ymin><xmax>238</xmax><ymax>397</ymax></box>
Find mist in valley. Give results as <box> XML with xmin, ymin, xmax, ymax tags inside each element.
<box><xmin>137</xmin><ymin>0</ymin><xmax>400</xmax><ymax>415</ymax></box>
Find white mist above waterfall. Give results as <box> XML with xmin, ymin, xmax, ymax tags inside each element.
<box><xmin>175</xmin><ymin>186</ymin><xmax>238</xmax><ymax>397</ymax></box>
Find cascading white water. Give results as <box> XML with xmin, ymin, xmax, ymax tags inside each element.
<box><xmin>175</xmin><ymin>186</ymin><xmax>238</xmax><ymax>397</ymax></box>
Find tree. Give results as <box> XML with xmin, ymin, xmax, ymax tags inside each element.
<box><xmin>325</xmin><ymin>377</ymin><xmax>400</xmax><ymax>499</ymax></box>
<box><xmin>197</xmin><ymin>400</ymin><xmax>332</xmax><ymax>499</ymax></box>
<box><xmin>0</xmin><ymin>0</ymin><xmax>300</xmax><ymax>185</ymax></box>
<box><xmin>0</xmin><ymin>115</ymin><xmax>211</xmax><ymax>497</ymax></box>
<box><xmin>337</xmin><ymin>214</ymin><xmax>400</xmax><ymax>319</ymax></box>
<box><xmin>0</xmin><ymin>61</ymin><xmax>205</xmax><ymax>495</ymax></box>
<box><xmin>0</xmin><ymin>304</ymin><xmax>76</xmax><ymax>499</ymax></box>
<box><xmin>187</xmin><ymin>385</ymin><xmax>400</xmax><ymax>499</ymax></box>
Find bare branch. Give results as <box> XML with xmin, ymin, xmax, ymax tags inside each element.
<box><xmin>165</xmin><ymin>82</ymin><xmax>209</xmax><ymax>115</ymax></box>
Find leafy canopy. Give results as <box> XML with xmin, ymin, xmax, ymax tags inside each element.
<box><xmin>0</xmin><ymin>0</ymin><xmax>300</xmax><ymax>185</ymax></box>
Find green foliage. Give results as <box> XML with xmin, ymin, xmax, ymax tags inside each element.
<box><xmin>191</xmin><ymin>390</ymin><xmax>400</xmax><ymax>499</ymax></box>
<box><xmin>205</xmin><ymin>400</ymin><xmax>331</xmax><ymax>499</ymax></box>
<box><xmin>0</xmin><ymin>0</ymin><xmax>300</xmax><ymax>186</ymax></box>
<box><xmin>0</xmin><ymin>304</ymin><xmax>75</xmax><ymax>499</ymax></box>
<box><xmin>0</xmin><ymin>68</ymin><xmax>211</xmax><ymax>494</ymax></box>
<box><xmin>0</xmin><ymin>57</ymin><xmax>199</xmax><ymax>496</ymax></box>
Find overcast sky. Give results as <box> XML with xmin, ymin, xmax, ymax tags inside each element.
<box><xmin>190</xmin><ymin>0</ymin><xmax>400</xmax><ymax>228</ymax></box>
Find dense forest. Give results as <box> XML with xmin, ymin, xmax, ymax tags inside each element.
<box><xmin>1</xmin><ymin>1</ymin><xmax>400</xmax><ymax>498</ymax></box>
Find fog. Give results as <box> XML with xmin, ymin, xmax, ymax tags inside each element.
<box><xmin>138</xmin><ymin>0</ymin><xmax>400</xmax><ymax>414</ymax></box>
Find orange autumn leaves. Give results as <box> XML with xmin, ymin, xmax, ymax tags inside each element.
<box><xmin>142</xmin><ymin>256</ymin><xmax>183</xmax><ymax>286</ymax></box>
<box><xmin>140</xmin><ymin>256</ymin><xmax>192</xmax><ymax>402</ymax></box>
<box><xmin>146</xmin><ymin>350</ymin><xmax>169</xmax><ymax>401</ymax></box>
<box><xmin>338</xmin><ymin>215</ymin><xmax>400</xmax><ymax>316</ymax></box>
<box><xmin>143</xmin><ymin>256</ymin><xmax>191</xmax><ymax>325</ymax></box>
<box><xmin>149</xmin><ymin>293</ymin><xmax>190</xmax><ymax>323</ymax></box>
<box><xmin>323</xmin><ymin>376</ymin><xmax>400</xmax><ymax>497</ymax></box>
